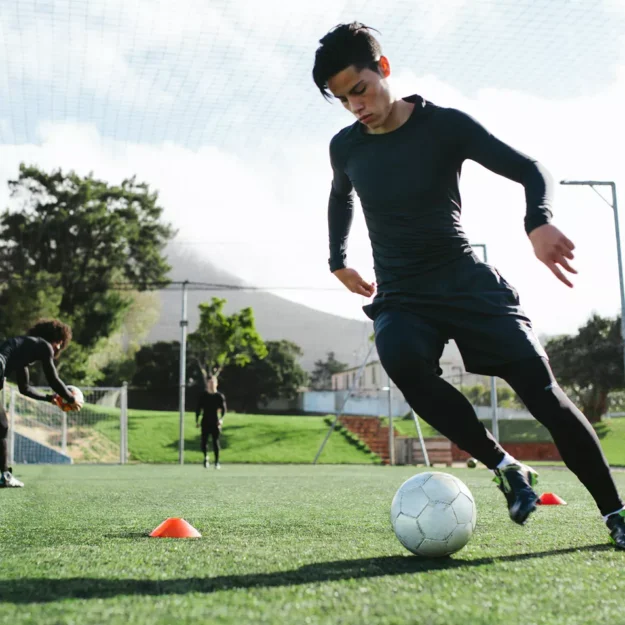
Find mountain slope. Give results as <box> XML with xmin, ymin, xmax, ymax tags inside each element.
<box><xmin>146</xmin><ymin>245</ymin><xmax>373</xmax><ymax>371</ymax></box>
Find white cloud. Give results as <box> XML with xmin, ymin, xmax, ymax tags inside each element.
<box><xmin>1</xmin><ymin>0</ymin><xmax>624</xmax><ymax>341</ymax></box>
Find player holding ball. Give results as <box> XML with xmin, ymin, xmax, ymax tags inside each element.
<box><xmin>0</xmin><ymin>319</ymin><xmax>83</xmax><ymax>488</ymax></box>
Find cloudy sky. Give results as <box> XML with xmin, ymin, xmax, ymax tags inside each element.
<box><xmin>1</xmin><ymin>0</ymin><xmax>624</xmax><ymax>342</ymax></box>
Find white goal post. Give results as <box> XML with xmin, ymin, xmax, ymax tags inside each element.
<box><xmin>5</xmin><ymin>384</ymin><xmax>129</xmax><ymax>465</ymax></box>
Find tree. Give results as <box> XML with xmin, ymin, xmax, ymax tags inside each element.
<box><xmin>545</xmin><ymin>313</ymin><xmax>624</xmax><ymax>422</ymax></box>
<box><xmin>0</xmin><ymin>164</ymin><xmax>175</xmax><ymax>382</ymax></box>
<box><xmin>309</xmin><ymin>351</ymin><xmax>348</xmax><ymax>390</ymax></box>
<box><xmin>459</xmin><ymin>384</ymin><xmax>523</xmax><ymax>409</ymax></box>
<box><xmin>187</xmin><ymin>297</ymin><xmax>267</xmax><ymax>384</ymax></box>
<box><xmin>130</xmin><ymin>341</ymin><xmax>183</xmax><ymax>391</ymax></box>
<box><xmin>0</xmin><ymin>270</ymin><xmax>63</xmax><ymax>339</ymax></box>
<box><xmin>220</xmin><ymin>340</ymin><xmax>308</xmax><ymax>411</ymax></box>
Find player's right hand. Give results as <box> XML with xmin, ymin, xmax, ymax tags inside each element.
<box><xmin>333</xmin><ymin>268</ymin><xmax>376</xmax><ymax>297</ymax></box>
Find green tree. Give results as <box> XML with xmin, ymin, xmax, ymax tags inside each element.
<box><xmin>91</xmin><ymin>290</ymin><xmax>161</xmax><ymax>379</ymax></box>
<box><xmin>220</xmin><ymin>340</ymin><xmax>308</xmax><ymax>411</ymax></box>
<box><xmin>0</xmin><ymin>164</ymin><xmax>175</xmax><ymax>382</ymax></box>
<box><xmin>309</xmin><ymin>351</ymin><xmax>348</xmax><ymax>390</ymax></box>
<box><xmin>0</xmin><ymin>270</ymin><xmax>63</xmax><ymax>339</ymax></box>
<box><xmin>188</xmin><ymin>297</ymin><xmax>267</xmax><ymax>383</ymax></box>
<box><xmin>130</xmin><ymin>341</ymin><xmax>182</xmax><ymax>391</ymax></box>
<box><xmin>460</xmin><ymin>384</ymin><xmax>523</xmax><ymax>409</ymax></box>
<box><xmin>545</xmin><ymin>313</ymin><xmax>624</xmax><ymax>422</ymax></box>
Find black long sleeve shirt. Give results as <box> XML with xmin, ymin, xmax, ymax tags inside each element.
<box><xmin>0</xmin><ymin>336</ymin><xmax>75</xmax><ymax>403</ymax></box>
<box><xmin>195</xmin><ymin>391</ymin><xmax>227</xmax><ymax>426</ymax></box>
<box><xmin>327</xmin><ymin>94</ymin><xmax>553</xmax><ymax>291</ymax></box>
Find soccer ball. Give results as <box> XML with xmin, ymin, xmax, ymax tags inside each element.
<box><xmin>57</xmin><ymin>386</ymin><xmax>85</xmax><ymax>412</ymax></box>
<box><xmin>391</xmin><ymin>472</ymin><xmax>477</xmax><ymax>558</ymax></box>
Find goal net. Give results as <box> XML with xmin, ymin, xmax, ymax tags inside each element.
<box><xmin>5</xmin><ymin>385</ymin><xmax>128</xmax><ymax>465</ymax></box>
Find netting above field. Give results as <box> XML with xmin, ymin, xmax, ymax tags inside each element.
<box><xmin>0</xmin><ymin>0</ymin><xmax>623</xmax><ymax>153</ymax></box>
<box><xmin>5</xmin><ymin>386</ymin><xmax>128</xmax><ymax>464</ymax></box>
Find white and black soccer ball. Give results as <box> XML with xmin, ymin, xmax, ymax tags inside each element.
<box><xmin>391</xmin><ymin>471</ymin><xmax>477</xmax><ymax>558</ymax></box>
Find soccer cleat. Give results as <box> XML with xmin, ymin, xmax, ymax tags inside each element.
<box><xmin>606</xmin><ymin>510</ymin><xmax>625</xmax><ymax>549</ymax></box>
<box><xmin>0</xmin><ymin>469</ymin><xmax>24</xmax><ymax>488</ymax></box>
<box><xmin>493</xmin><ymin>463</ymin><xmax>539</xmax><ymax>525</ymax></box>
<box><xmin>203</xmin><ymin>456</ymin><xmax>209</xmax><ymax>469</ymax></box>
<box><xmin>215</xmin><ymin>463</ymin><xmax>221</xmax><ymax>470</ymax></box>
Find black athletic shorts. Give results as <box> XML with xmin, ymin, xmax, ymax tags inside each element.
<box><xmin>362</xmin><ymin>252</ymin><xmax>547</xmax><ymax>376</ymax></box>
<box><xmin>201</xmin><ymin>419</ymin><xmax>220</xmax><ymax>436</ymax></box>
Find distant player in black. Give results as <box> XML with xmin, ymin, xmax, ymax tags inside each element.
<box><xmin>313</xmin><ymin>22</ymin><xmax>625</xmax><ymax>548</ymax></box>
<box><xmin>196</xmin><ymin>376</ymin><xmax>226</xmax><ymax>469</ymax></box>
<box><xmin>0</xmin><ymin>319</ymin><xmax>81</xmax><ymax>488</ymax></box>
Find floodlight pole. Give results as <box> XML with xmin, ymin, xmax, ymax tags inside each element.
<box><xmin>472</xmin><ymin>243</ymin><xmax>499</xmax><ymax>442</ymax></box>
<box><xmin>178</xmin><ymin>280</ymin><xmax>189</xmax><ymax>465</ymax></box>
<box><xmin>560</xmin><ymin>181</ymin><xmax>625</xmax><ymax>383</ymax></box>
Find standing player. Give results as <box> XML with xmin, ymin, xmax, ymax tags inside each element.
<box><xmin>0</xmin><ymin>319</ymin><xmax>82</xmax><ymax>488</ymax></box>
<box><xmin>312</xmin><ymin>22</ymin><xmax>625</xmax><ymax>548</ymax></box>
<box><xmin>196</xmin><ymin>376</ymin><xmax>226</xmax><ymax>469</ymax></box>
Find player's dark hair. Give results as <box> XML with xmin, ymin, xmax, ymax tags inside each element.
<box><xmin>27</xmin><ymin>319</ymin><xmax>73</xmax><ymax>351</ymax></box>
<box><xmin>312</xmin><ymin>22</ymin><xmax>383</xmax><ymax>100</ymax></box>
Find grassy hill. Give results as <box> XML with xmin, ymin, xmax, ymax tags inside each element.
<box><xmin>109</xmin><ymin>410</ymin><xmax>381</xmax><ymax>464</ymax></box>
<box><xmin>88</xmin><ymin>407</ymin><xmax>625</xmax><ymax>466</ymax></box>
<box><xmin>149</xmin><ymin>244</ymin><xmax>373</xmax><ymax>371</ymax></box>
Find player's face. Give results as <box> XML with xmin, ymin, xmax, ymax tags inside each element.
<box><xmin>51</xmin><ymin>341</ymin><xmax>62</xmax><ymax>357</ymax></box>
<box><xmin>327</xmin><ymin>58</ymin><xmax>393</xmax><ymax>130</ymax></box>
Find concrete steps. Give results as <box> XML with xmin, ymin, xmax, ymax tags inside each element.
<box><xmin>339</xmin><ymin>416</ymin><xmax>399</xmax><ymax>465</ymax></box>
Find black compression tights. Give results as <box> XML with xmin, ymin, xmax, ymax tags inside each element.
<box><xmin>201</xmin><ymin>427</ymin><xmax>220</xmax><ymax>463</ymax></box>
<box><xmin>377</xmin><ymin>331</ymin><xmax>623</xmax><ymax>516</ymax></box>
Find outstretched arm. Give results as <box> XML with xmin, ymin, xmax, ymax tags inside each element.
<box><xmin>16</xmin><ymin>360</ymin><xmax>74</xmax><ymax>405</ymax></box>
<box><xmin>453</xmin><ymin>109</ymin><xmax>576</xmax><ymax>287</ymax></box>
<box><xmin>15</xmin><ymin>366</ymin><xmax>50</xmax><ymax>402</ymax></box>
<box><xmin>40</xmin><ymin>344</ymin><xmax>76</xmax><ymax>403</ymax></box>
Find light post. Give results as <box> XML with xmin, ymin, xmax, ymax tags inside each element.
<box><xmin>560</xmin><ymin>180</ymin><xmax>625</xmax><ymax>382</ymax></box>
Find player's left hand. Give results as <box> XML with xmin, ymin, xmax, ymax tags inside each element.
<box><xmin>218</xmin><ymin>419</ymin><xmax>223</xmax><ymax>430</ymax></box>
<box><xmin>529</xmin><ymin>223</ymin><xmax>577</xmax><ymax>288</ymax></box>
<box><xmin>51</xmin><ymin>394</ymin><xmax>64</xmax><ymax>409</ymax></box>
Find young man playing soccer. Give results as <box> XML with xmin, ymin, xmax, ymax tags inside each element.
<box><xmin>195</xmin><ymin>376</ymin><xmax>226</xmax><ymax>469</ymax></box>
<box><xmin>0</xmin><ymin>319</ymin><xmax>82</xmax><ymax>487</ymax></box>
<box><xmin>313</xmin><ymin>22</ymin><xmax>625</xmax><ymax>547</ymax></box>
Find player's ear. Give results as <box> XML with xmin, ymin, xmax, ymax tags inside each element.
<box><xmin>378</xmin><ymin>56</ymin><xmax>391</xmax><ymax>78</ymax></box>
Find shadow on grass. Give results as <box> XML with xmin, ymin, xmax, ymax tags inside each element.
<box><xmin>0</xmin><ymin>543</ymin><xmax>612</xmax><ymax>603</ymax></box>
<box><xmin>166</xmin><ymin>432</ymin><xmax>231</xmax><ymax>453</ymax></box>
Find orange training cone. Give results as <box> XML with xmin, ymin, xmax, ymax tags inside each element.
<box><xmin>538</xmin><ymin>492</ymin><xmax>567</xmax><ymax>506</ymax></box>
<box><xmin>149</xmin><ymin>517</ymin><xmax>202</xmax><ymax>538</ymax></box>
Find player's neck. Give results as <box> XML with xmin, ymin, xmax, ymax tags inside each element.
<box><xmin>366</xmin><ymin>99</ymin><xmax>414</xmax><ymax>135</ymax></box>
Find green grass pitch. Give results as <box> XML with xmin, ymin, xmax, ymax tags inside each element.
<box><xmin>1</xmin><ymin>464</ymin><xmax>624</xmax><ymax>625</ymax></box>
